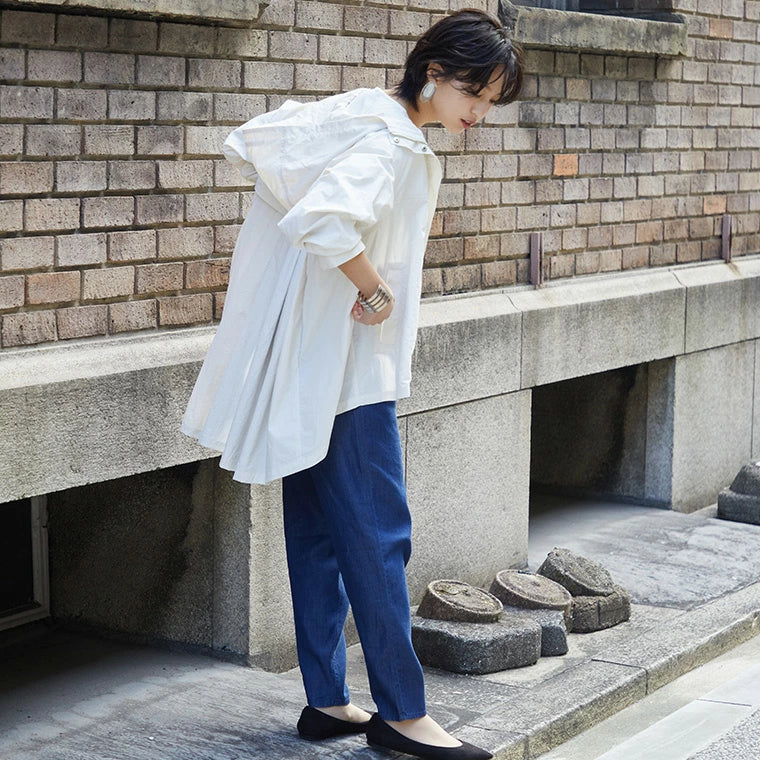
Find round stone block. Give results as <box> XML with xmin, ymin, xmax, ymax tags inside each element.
<box><xmin>411</xmin><ymin>610</ymin><xmax>541</xmax><ymax>674</ymax></box>
<box><xmin>729</xmin><ymin>462</ymin><xmax>760</xmax><ymax>496</ymax></box>
<box><xmin>538</xmin><ymin>548</ymin><xmax>616</xmax><ymax>597</ymax></box>
<box><xmin>571</xmin><ymin>585</ymin><xmax>631</xmax><ymax>633</ymax></box>
<box><xmin>489</xmin><ymin>570</ymin><xmax>572</xmax><ymax>618</ymax></box>
<box><xmin>417</xmin><ymin>580</ymin><xmax>503</xmax><ymax>623</ymax></box>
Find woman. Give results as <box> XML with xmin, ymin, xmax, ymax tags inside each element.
<box><xmin>182</xmin><ymin>9</ymin><xmax>523</xmax><ymax>759</ymax></box>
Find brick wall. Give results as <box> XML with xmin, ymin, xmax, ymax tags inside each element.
<box><xmin>0</xmin><ymin>0</ymin><xmax>758</xmax><ymax>348</ymax></box>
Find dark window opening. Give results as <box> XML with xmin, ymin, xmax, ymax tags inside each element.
<box><xmin>0</xmin><ymin>499</ymin><xmax>37</xmax><ymax>617</ymax></box>
<box><xmin>511</xmin><ymin>0</ymin><xmax>676</xmax><ymax>21</ymax></box>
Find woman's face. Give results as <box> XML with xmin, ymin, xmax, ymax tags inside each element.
<box><xmin>424</xmin><ymin>67</ymin><xmax>505</xmax><ymax>134</ymax></box>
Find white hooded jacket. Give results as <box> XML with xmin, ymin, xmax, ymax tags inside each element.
<box><xmin>181</xmin><ymin>87</ymin><xmax>443</xmax><ymax>484</ymax></box>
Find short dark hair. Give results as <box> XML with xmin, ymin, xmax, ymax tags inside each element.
<box><xmin>394</xmin><ymin>9</ymin><xmax>524</xmax><ymax>110</ymax></box>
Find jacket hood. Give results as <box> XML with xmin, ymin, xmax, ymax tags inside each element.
<box><xmin>222</xmin><ymin>87</ymin><xmax>438</xmax><ymax>210</ymax></box>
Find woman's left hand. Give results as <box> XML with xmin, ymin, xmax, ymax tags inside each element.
<box><xmin>351</xmin><ymin>298</ymin><xmax>394</xmax><ymax>325</ymax></box>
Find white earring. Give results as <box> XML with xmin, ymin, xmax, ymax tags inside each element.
<box><xmin>420</xmin><ymin>81</ymin><xmax>436</xmax><ymax>103</ymax></box>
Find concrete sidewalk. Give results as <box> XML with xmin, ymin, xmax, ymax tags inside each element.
<box><xmin>2</xmin><ymin>499</ymin><xmax>760</xmax><ymax>760</ymax></box>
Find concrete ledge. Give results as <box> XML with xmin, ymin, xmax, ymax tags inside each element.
<box><xmin>400</xmin><ymin>292</ymin><xmax>521</xmax><ymax>415</ymax></box>
<box><xmin>0</xmin><ymin>329</ymin><xmax>215</xmax><ymax>502</ymax></box>
<box><xmin>8</xmin><ymin>0</ymin><xmax>267</xmax><ymax>24</ymax></box>
<box><xmin>592</xmin><ymin>582</ymin><xmax>760</xmax><ymax>693</ymax></box>
<box><xmin>514</xmin><ymin>6</ymin><xmax>687</xmax><ymax>57</ymax></box>
<box><xmin>675</xmin><ymin>258</ymin><xmax>760</xmax><ymax>354</ymax></box>
<box><xmin>511</xmin><ymin>270</ymin><xmax>686</xmax><ymax>387</ymax></box>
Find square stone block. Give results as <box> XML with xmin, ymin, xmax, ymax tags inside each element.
<box><xmin>403</xmin><ymin>392</ymin><xmax>531</xmax><ymax>603</ymax></box>
<box><xmin>671</xmin><ymin>341</ymin><xmax>755</xmax><ymax>511</ymax></box>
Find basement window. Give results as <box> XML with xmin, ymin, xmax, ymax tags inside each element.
<box><xmin>0</xmin><ymin>496</ymin><xmax>49</xmax><ymax>631</ymax></box>
<box><xmin>511</xmin><ymin>0</ymin><xmax>677</xmax><ymax>20</ymax></box>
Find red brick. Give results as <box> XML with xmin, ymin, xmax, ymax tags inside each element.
<box><xmin>295</xmin><ymin>1</ymin><xmax>344</xmax><ymax>30</ymax></box>
<box><xmin>158</xmin><ymin>226</ymin><xmax>214</xmax><ymax>259</ymax></box>
<box><xmin>83</xmin><ymin>267</ymin><xmax>135</xmax><ymax>300</ymax></box>
<box><xmin>0</xmin><ymin>161</ymin><xmax>54</xmax><ymax>195</ymax></box>
<box><xmin>158</xmin><ymin>293</ymin><xmax>213</xmax><ymax>326</ymax></box>
<box><xmin>554</xmin><ymin>154</ymin><xmax>579</xmax><ymax>177</ymax></box>
<box><xmin>185</xmin><ymin>192</ymin><xmax>239</xmax><ymax>223</ymax></box>
<box><xmin>135</xmin><ymin>194</ymin><xmax>183</xmax><ymax>225</ymax></box>
<box><xmin>57</xmin><ymin>14</ymin><xmax>108</xmax><ymax>47</ymax></box>
<box><xmin>1</xmin><ymin>10</ymin><xmax>55</xmax><ymax>46</ymax></box>
<box><xmin>464</xmin><ymin>234</ymin><xmax>500</xmax><ymax>260</ymax></box>
<box><xmin>710</xmin><ymin>18</ymin><xmax>733</xmax><ymax>38</ymax></box>
<box><xmin>109</xmin><ymin>161</ymin><xmax>156</xmax><ymax>191</ymax></box>
<box><xmin>136</xmin><ymin>262</ymin><xmax>184</xmax><ymax>293</ymax></box>
<box><xmin>26</xmin><ymin>271</ymin><xmax>80</xmax><ymax>305</ymax></box>
<box><xmin>25</xmin><ymin>198</ymin><xmax>80</xmax><ymax>232</ymax></box>
<box><xmin>56</xmin><ymin>304</ymin><xmax>108</xmax><ymax>340</ymax></box>
<box><xmin>420</xmin><ymin>267</ymin><xmax>443</xmax><ymax>296</ymax></box>
<box><xmin>575</xmin><ymin>251</ymin><xmax>602</xmax><ymax>275</ymax></box>
<box><xmin>442</xmin><ymin>264</ymin><xmax>480</xmax><ymax>293</ymax></box>
<box><xmin>0</xmin><ymin>274</ymin><xmax>24</xmax><ymax>309</ymax></box>
<box><xmin>109</xmin><ymin>18</ymin><xmax>158</xmax><ymax>52</ymax></box>
<box><xmin>481</xmin><ymin>259</ymin><xmax>516</xmax><ymax>288</ymax></box>
<box><xmin>2</xmin><ymin>310</ymin><xmax>56</xmax><ymax>347</ymax></box>
<box><xmin>424</xmin><ymin>238</ymin><xmax>463</xmax><ymax>266</ymax></box>
<box><xmin>1</xmin><ymin>236</ymin><xmax>54</xmax><ymax>270</ymax></box>
<box><xmin>212</xmin><ymin>224</ymin><xmax>241</xmax><ymax>255</ymax></box>
<box><xmin>108</xmin><ymin>299</ymin><xmax>157</xmax><ymax>333</ymax></box>
<box><xmin>56</xmin><ymin>233</ymin><xmax>107</xmax><ymax>267</ymax></box>
<box><xmin>0</xmin><ymin>199</ymin><xmax>23</xmax><ymax>232</ymax></box>
<box><xmin>185</xmin><ymin>258</ymin><xmax>231</xmax><ymax>289</ymax></box>
<box><xmin>83</xmin><ymin>196</ymin><xmax>134</xmax><ymax>229</ymax></box>
<box><xmin>636</xmin><ymin>221</ymin><xmax>663</xmax><ymax>245</ymax></box>
<box><xmin>704</xmin><ymin>195</ymin><xmax>727</xmax><ymax>215</ymax></box>
<box><xmin>108</xmin><ymin>229</ymin><xmax>157</xmax><ymax>263</ymax></box>
<box><xmin>622</xmin><ymin>246</ymin><xmax>650</xmax><ymax>270</ymax></box>
<box><xmin>443</xmin><ymin>209</ymin><xmax>480</xmax><ymax>235</ymax></box>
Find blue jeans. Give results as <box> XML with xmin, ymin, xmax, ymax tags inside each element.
<box><xmin>282</xmin><ymin>401</ymin><xmax>426</xmax><ymax>721</ymax></box>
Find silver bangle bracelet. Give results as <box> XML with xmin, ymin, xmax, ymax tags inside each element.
<box><xmin>357</xmin><ymin>283</ymin><xmax>393</xmax><ymax>313</ymax></box>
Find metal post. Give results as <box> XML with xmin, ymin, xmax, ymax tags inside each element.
<box><xmin>530</xmin><ymin>231</ymin><xmax>544</xmax><ymax>288</ymax></box>
<box><xmin>721</xmin><ymin>215</ymin><xmax>732</xmax><ymax>263</ymax></box>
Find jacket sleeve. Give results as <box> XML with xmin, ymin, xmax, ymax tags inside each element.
<box><xmin>276</xmin><ymin>131</ymin><xmax>396</xmax><ymax>269</ymax></box>
<box><xmin>221</xmin><ymin>123</ymin><xmax>259</xmax><ymax>183</ymax></box>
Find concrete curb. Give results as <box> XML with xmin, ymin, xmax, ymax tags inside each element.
<box><xmin>469</xmin><ymin>581</ymin><xmax>760</xmax><ymax>759</ymax></box>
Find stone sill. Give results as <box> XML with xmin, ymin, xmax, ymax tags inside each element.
<box><xmin>513</xmin><ymin>6</ymin><xmax>687</xmax><ymax>57</ymax></box>
<box><xmin>5</xmin><ymin>0</ymin><xmax>269</xmax><ymax>25</ymax></box>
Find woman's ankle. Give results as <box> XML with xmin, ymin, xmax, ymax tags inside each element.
<box><xmin>384</xmin><ymin>715</ymin><xmax>462</xmax><ymax>747</ymax></box>
<box><xmin>314</xmin><ymin>704</ymin><xmax>371</xmax><ymax>722</ymax></box>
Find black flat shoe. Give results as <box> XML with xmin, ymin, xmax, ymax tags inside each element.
<box><xmin>366</xmin><ymin>714</ymin><xmax>492</xmax><ymax>760</ymax></box>
<box><xmin>296</xmin><ymin>705</ymin><xmax>372</xmax><ymax>741</ymax></box>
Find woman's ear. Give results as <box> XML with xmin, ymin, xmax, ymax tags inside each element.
<box><xmin>426</xmin><ymin>63</ymin><xmax>444</xmax><ymax>82</ymax></box>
